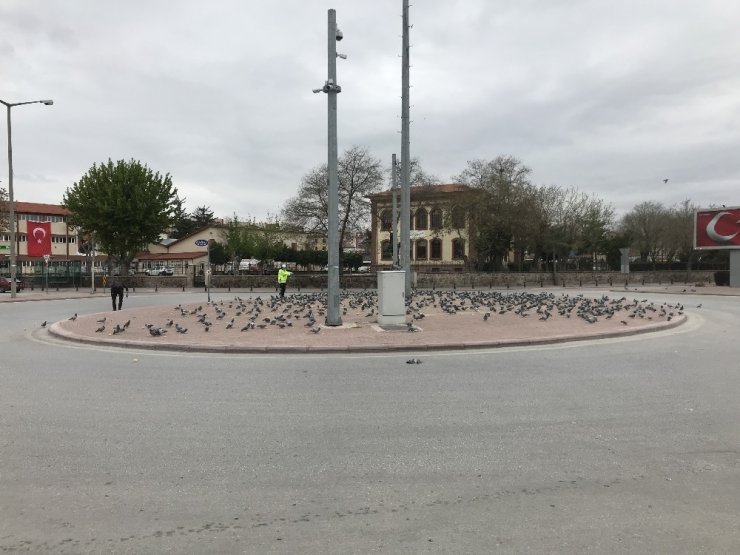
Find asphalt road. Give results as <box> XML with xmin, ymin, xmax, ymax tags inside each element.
<box><xmin>1</xmin><ymin>290</ymin><xmax>739</xmax><ymax>554</ymax></box>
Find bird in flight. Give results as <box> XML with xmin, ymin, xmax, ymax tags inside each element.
<box><xmin>663</xmin><ymin>178</ymin><xmax>669</xmax><ymax>183</ymax></box>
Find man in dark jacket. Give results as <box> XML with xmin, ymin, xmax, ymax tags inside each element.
<box><xmin>110</xmin><ymin>277</ymin><xmax>128</xmax><ymax>311</ymax></box>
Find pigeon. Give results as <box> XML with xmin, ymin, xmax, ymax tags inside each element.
<box><xmin>40</xmin><ymin>321</ymin><xmax>47</xmax><ymax>328</ymax></box>
<box><xmin>112</xmin><ymin>324</ymin><xmax>125</xmax><ymax>335</ymax></box>
<box><xmin>68</xmin><ymin>313</ymin><xmax>77</xmax><ymax>321</ymax></box>
<box><xmin>406</xmin><ymin>358</ymin><xmax>422</xmax><ymax>364</ymax></box>
<box><xmin>310</xmin><ymin>326</ymin><xmax>321</xmax><ymax>334</ymax></box>
<box><xmin>663</xmin><ymin>178</ymin><xmax>669</xmax><ymax>183</ymax></box>
<box><xmin>123</xmin><ymin>319</ymin><xmax>131</xmax><ymax>329</ymax></box>
<box><xmin>95</xmin><ymin>325</ymin><xmax>105</xmax><ymax>333</ymax></box>
<box><xmin>96</xmin><ymin>317</ymin><xmax>106</xmax><ymax>324</ymax></box>
<box><xmin>149</xmin><ymin>327</ymin><xmax>167</xmax><ymax>337</ymax></box>
<box><xmin>176</xmin><ymin>326</ymin><xmax>188</xmax><ymax>334</ymax></box>
<box><xmin>407</xmin><ymin>323</ymin><xmax>420</xmax><ymax>332</ymax></box>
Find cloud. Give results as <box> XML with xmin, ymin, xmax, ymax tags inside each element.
<box><xmin>2</xmin><ymin>0</ymin><xmax>739</xmax><ymax>222</ymax></box>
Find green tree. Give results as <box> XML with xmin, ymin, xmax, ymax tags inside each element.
<box><xmin>191</xmin><ymin>205</ymin><xmax>216</xmax><ymax>228</ymax></box>
<box><xmin>169</xmin><ymin>197</ymin><xmax>198</xmax><ymax>239</ymax></box>
<box><xmin>454</xmin><ymin>156</ymin><xmax>537</xmax><ymax>270</ymax></box>
<box><xmin>62</xmin><ymin>158</ymin><xmax>179</xmax><ymax>268</ymax></box>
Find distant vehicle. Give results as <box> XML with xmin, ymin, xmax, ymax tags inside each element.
<box><xmin>145</xmin><ymin>267</ymin><xmax>174</xmax><ymax>276</ymax></box>
<box><xmin>0</xmin><ymin>277</ymin><xmax>24</xmax><ymax>292</ymax></box>
<box><xmin>238</xmin><ymin>258</ymin><xmax>261</xmax><ymax>274</ymax></box>
<box><xmin>357</xmin><ymin>265</ymin><xmax>371</xmax><ymax>273</ymax></box>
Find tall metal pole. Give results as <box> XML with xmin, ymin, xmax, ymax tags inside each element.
<box><xmin>1</xmin><ymin>99</ymin><xmax>53</xmax><ymax>299</ymax></box>
<box><xmin>5</xmin><ymin>104</ymin><xmax>17</xmax><ymax>298</ymax></box>
<box><xmin>391</xmin><ymin>153</ymin><xmax>398</xmax><ymax>268</ymax></box>
<box><xmin>325</xmin><ymin>9</ymin><xmax>342</xmax><ymax>326</ymax></box>
<box><xmin>400</xmin><ymin>0</ymin><xmax>412</xmax><ymax>295</ymax></box>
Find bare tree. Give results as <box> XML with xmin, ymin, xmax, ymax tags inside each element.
<box><xmin>281</xmin><ymin>145</ymin><xmax>384</xmax><ymax>260</ymax></box>
<box><xmin>620</xmin><ymin>201</ymin><xmax>668</xmax><ymax>269</ymax></box>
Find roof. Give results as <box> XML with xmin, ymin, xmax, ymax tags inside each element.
<box><xmin>134</xmin><ymin>251</ymin><xmax>207</xmax><ymax>261</ymax></box>
<box><xmin>14</xmin><ymin>202</ymin><xmax>71</xmax><ymax>216</ymax></box>
<box><xmin>368</xmin><ymin>183</ymin><xmax>471</xmax><ymax>199</ymax></box>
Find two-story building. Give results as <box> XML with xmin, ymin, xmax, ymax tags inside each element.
<box><xmin>368</xmin><ymin>183</ymin><xmax>476</xmax><ymax>272</ymax></box>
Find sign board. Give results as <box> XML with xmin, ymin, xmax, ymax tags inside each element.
<box><xmin>43</xmin><ymin>254</ymin><xmax>51</xmax><ymax>263</ymax></box>
<box><xmin>194</xmin><ymin>239</ymin><xmax>209</xmax><ymax>247</ymax></box>
<box><xmin>0</xmin><ymin>245</ymin><xmax>9</xmax><ymax>250</ymax></box>
<box><xmin>694</xmin><ymin>207</ymin><xmax>740</xmax><ymax>250</ymax></box>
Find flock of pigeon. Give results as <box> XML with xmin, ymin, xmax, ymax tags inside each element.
<box><xmin>60</xmin><ymin>290</ymin><xmax>687</xmax><ymax>344</ymax></box>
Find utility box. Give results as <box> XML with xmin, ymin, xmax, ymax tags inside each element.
<box><xmin>378</xmin><ymin>271</ymin><xmax>406</xmax><ymax>326</ymax></box>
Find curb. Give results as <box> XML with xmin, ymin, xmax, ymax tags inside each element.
<box><xmin>48</xmin><ymin>315</ymin><xmax>687</xmax><ymax>355</ymax></box>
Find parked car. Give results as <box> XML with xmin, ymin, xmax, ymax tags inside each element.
<box><xmin>0</xmin><ymin>277</ymin><xmax>24</xmax><ymax>292</ymax></box>
<box><xmin>356</xmin><ymin>265</ymin><xmax>371</xmax><ymax>273</ymax></box>
<box><xmin>145</xmin><ymin>267</ymin><xmax>174</xmax><ymax>276</ymax></box>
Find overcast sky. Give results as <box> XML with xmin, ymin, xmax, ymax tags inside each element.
<box><xmin>2</xmin><ymin>0</ymin><xmax>739</xmax><ymax>222</ymax></box>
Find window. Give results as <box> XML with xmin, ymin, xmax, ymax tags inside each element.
<box><xmin>416</xmin><ymin>239</ymin><xmax>427</xmax><ymax>260</ymax></box>
<box><xmin>430</xmin><ymin>208</ymin><xmax>443</xmax><ymax>229</ymax></box>
<box><xmin>451</xmin><ymin>206</ymin><xmax>466</xmax><ymax>228</ymax></box>
<box><xmin>430</xmin><ymin>238</ymin><xmax>442</xmax><ymax>260</ymax></box>
<box><xmin>380</xmin><ymin>210</ymin><xmax>392</xmax><ymax>231</ymax></box>
<box><xmin>381</xmin><ymin>240</ymin><xmax>392</xmax><ymax>260</ymax></box>
<box><xmin>414</xmin><ymin>208</ymin><xmax>428</xmax><ymax>230</ymax></box>
<box><xmin>452</xmin><ymin>238</ymin><xmax>465</xmax><ymax>259</ymax></box>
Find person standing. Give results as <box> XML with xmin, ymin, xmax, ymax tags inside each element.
<box><xmin>110</xmin><ymin>276</ymin><xmax>128</xmax><ymax>311</ymax></box>
<box><xmin>277</xmin><ymin>264</ymin><xmax>292</xmax><ymax>299</ymax></box>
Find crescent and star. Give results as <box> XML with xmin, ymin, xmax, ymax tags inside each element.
<box><xmin>705</xmin><ymin>211</ymin><xmax>740</xmax><ymax>242</ymax></box>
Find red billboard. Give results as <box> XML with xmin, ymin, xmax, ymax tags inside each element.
<box><xmin>695</xmin><ymin>207</ymin><xmax>740</xmax><ymax>249</ymax></box>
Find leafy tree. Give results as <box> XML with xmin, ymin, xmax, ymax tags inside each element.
<box><xmin>169</xmin><ymin>196</ymin><xmax>198</xmax><ymax>239</ymax></box>
<box><xmin>62</xmin><ymin>158</ymin><xmax>179</xmax><ymax>269</ymax></box>
<box><xmin>191</xmin><ymin>205</ymin><xmax>216</xmax><ymax>228</ymax></box>
<box><xmin>281</xmin><ymin>145</ymin><xmax>384</xmax><ymax>262</ymax></box>
<box><xmin>208</xmin><ymin>241</ymin><xmax>229</xmax><ymax>266</ymax></box>
<box><xmin>454</xmin><ymin>156</ymin><xmax>537</xmax><ymax>270</ymax></box>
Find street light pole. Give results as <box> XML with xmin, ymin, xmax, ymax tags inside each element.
<box><xmin>0</xmin><ymin>98</ymin><xmax>53</xmax><ymax>299</ymax></box>
<box><xmin>313</xmin><ymin>9</ymin><xmax>345</xmax><ymax>326</ymax></box>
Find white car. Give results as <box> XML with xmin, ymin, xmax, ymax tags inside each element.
<box><xmin>145</xmin><ymin>267</ymin><xmax>174</xmax><ymax>276</ymax></box>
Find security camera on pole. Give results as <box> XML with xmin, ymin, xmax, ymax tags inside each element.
<box><xmin>313</xmin><ymin>9</ymin><xmax>345</xmax><ymax>326</ymax></box>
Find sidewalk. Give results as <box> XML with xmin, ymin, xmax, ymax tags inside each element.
<box><xmin>40</xmin><ymin>286</ymin><xmax>701</xmax><ymax>354</ymax></box>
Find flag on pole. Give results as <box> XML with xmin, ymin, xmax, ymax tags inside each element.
<box><xmin>27</xmin><ymin>221</ymin><xmax>52</xmax><ymax>257</ymax></box>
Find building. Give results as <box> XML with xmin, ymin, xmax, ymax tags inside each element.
<box><xmin>368</xmin><ymin>184</ymin><xmax>475</xmax><ymax>272</ymax></box>
<box><xmin>0</xmin><ymin>201</ymin><xmax>98</xmax><ymax>275</ymax></box>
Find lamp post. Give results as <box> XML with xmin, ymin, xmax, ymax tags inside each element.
<box><xmin>206</xmin><ymin>235</ymin><xmax>213</xmax><ymax>303</ymax></box>
<box><xmin>0</xmin><ymin>98</ymin><xmax>53</xmax><ymax>299</ymax></box>
<box><xmin>313</xmin><ymin>9</ymin><xmax>345</xmax><ymax>327</ymax></box>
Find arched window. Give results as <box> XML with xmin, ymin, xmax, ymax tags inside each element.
<box><xmin>430</xmin><ymin>208</ymin><xmax>443</xmax><ymax>229</ymax></box>
<box><xmin>414</xmin><ymin>208</ymin><xmax>428</xmax><ymax>230</ymax></box>
<box><xmin>381</xmin><ymin>240</ymin><xmax>392</xmax><ymax>260</ymax></box>
<box><xmin>430</xmin><ymin>238</ymin><xmax>442</xmax><ymax>260</ymax></box>
<box><xmin>451</xmin><ymin>206</ymin><xmax>466</xmax><ymax>228</ymax></box>
<box><xmin>416</xmin><ymin>239</ymin><xmax>428</xmax><ymax>260</ymax></box>
<box><xmin>452</xmin><ymin>238</ymin><xmax>465</xmax><ymax>259</ymax></box>
<box><xmin>380</xmin><ymin>209</ymin><xmax>392</xmax><ymax>231</ymax></box>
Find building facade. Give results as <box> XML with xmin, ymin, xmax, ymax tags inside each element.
<box><xmin>368</xmin><ymin>184</ymin><xmax>475</xmax><ymax>272</ymax></box>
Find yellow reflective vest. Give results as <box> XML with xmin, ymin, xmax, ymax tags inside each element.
<box><xmin>277</xmin><ymin>268</ymin><xmax>292</xmax><ymax>284</ymax></box>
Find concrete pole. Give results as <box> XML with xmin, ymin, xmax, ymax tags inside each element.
<box><xmin>400</xmin><ymin>0</ymin><xmax>411</xmax><ymax>296</ymax></box>
<box><xmin>391</xmin><ymin>153</ymin><xmax>398</xmax><ymax>268</ymax></box>
<box><xmin>326</xmin><ymin>9</ymin><xmax>342</xmax><ymax>326</ymax></box>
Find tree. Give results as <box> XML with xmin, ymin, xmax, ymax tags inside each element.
<box><xmin>168</xmin><ymin>196</ymin><xmax>198</xmax><ymax>239</ymax></box>
<box><xmin>281</xmin><ymin>145</ymin><xmax>384</xmax><ymax>263</ymax></box>
<box><xmin>665</xmin><ymin>199</ymin><xmax>699</xmax><ymax>272</ymax></box>
<box><xmin>62</xmin><ymin>158</ymin><xmax>179</xmax><ymax>269</ymax></box>
<box><xmin>454</xmin><ymin>156</ymin><xmax>538</xmax><ymax>270</ymax></box>
<box><xmin>620</xmin><ymin>201</ymin><xmax>668</xmax><ymax>269</ymax></box>
<box><xmin>191</xmin><ymin>205</ymin><xmax>216</xmax><ymax>228</ymax></box>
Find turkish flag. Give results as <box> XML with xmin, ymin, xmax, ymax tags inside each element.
<box><xmin>27</xmin><ymin>221</ymin><xmax>52</xmax><ymax>257</ymax></box>
<box><xmin>695</xmin><ymin>208</ymin><xmax>740</xmax><ymax>249</ymax></box>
